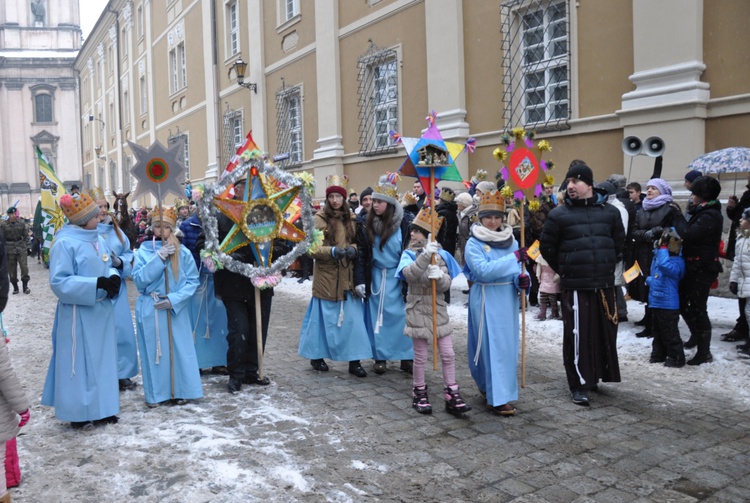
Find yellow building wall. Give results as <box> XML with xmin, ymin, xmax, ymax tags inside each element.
<box><xmin>703</xmin><ymin>0</ymin><xmax>750</xmax><ymax>99</ymax></box>
<box><xmin>576</xmin><ymin>0</ymin><xmax>634</xmax><ymax>118</ymax></box>
<box><xmin>263</xmin><ymin>1</ymin><xmax>318</xmax><ymax>65</ymax></box>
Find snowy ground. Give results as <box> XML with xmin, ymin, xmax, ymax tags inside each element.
<box><xmin>3</xmin><ymin>260</ymin><xmax>749</xmax><ymax>501</ymax></box>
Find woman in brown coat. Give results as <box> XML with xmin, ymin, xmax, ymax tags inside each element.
<box><xmin>297</xmin><ymin>176</ymin><xmax>372</xmax><ymax>377</ymax></box>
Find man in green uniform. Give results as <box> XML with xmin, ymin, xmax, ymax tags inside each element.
<box><xmin>0</xmin><ymin>207</ymin><xmax>30</xmax><ymax>294</ymax></box>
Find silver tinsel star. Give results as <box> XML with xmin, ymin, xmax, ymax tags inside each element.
<box><xmin>128</xmin><ymin>140</ymin><xmax>186</xmax><ymax>202</ymax></box>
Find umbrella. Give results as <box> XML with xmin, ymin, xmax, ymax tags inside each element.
<box><xmin>687</xmin><ymin>147</ymin><xmax>750</xmax><ymax>194</ymax></box>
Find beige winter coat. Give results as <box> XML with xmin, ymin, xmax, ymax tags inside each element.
<box><xmin>0</xmin><ymin>336</ymin><xmax>29</xmax><ymax>442</ymax></box>
<box><xmin>310</xmin><ymin>210</ymin><xmax>358</xmax><ymax>301</ymax></box>
<box><xmin>400</xmin><ymin>243</ymin><xmax>452</xmax><ymax>340</ymax></box>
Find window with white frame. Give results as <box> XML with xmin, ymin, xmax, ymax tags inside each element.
<box><xmin>170</xmin><ymin>42</ymin><xmax>187</xmax><ymax>93</ymax></box>
<box><xmin>121</xmin><ymin>27</ymin><xmax>128</xmax><ymax>58</ymax></box>
<box><xmin>231</xmin><ymin>114</ymin><xmax>243</xmax><ymax>149</ymax></box>
<box><xmin>284</xmin><ymin>0</ymin><xmax>299</xmax><ymax>21</ymax></box>
<box><xmin>33</xmin><ymin>92</ymin><xmax>54</xmax><ymax>123</ymax></box>
<box><xmin>168</xmin><ymin>132</ymin><xmax>190</xmax><ymax>178</ymax></box>
<box><xmin>356</xmin><ymin>44</ymin><xmax>399</xmax><ymax>156</ymax></box>
<box><xmin>275</xmin><ymin>85</ymin><xmax>303</xmax><ymax>167</ymax></box>
<box><xmin>501</xmin><ymin>0</ymin><xmax>570</xmax><ymax>130</ymax></box>
<box><xmin>137</xmin><ymin>6</ymin><xmax>144</xmax><ymax>39</ymax></box>
<box><xmin>123</xmin><ymin>90</ymin><xmax>130</xmax><ymax>125</ymax></box>
<box><xmin>139</xmin><ymin>75</ymin><xmax>147</xmax><ymax>114</ymax></box>
<box><xmin>227</xmin><ymin>1</ymin><xmax>239</xmax><ymax>57</ymax></box>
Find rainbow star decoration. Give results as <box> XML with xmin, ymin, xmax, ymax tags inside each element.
<box><xmin>391</xmin><ymin>111</ymin><xmax>474</xmax><ymax>191</ymax></box>
<box><xmin>212</xmin><ymin>165</ymin><xmax>305</xmax><ymax>267</ymax></box>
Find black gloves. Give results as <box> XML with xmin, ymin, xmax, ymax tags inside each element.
<box><xmin>332</xmin><ymin>247</ymin><xmax>357</xmax><ymax>261</ymax></box>
<box><xmin>97</xmin><ymin>275</ymin><xmax>121</xmax><ymax>298</ymax></box>
<box><xmin>645</xmin><ymin>226</ymin><xmax>664</xmax><ymax>241</ymax></box>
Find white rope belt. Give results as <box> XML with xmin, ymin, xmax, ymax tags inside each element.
<box><xmin>573</xmin><ymin>290</ymin><xmax>586</xmax><ymax>385</ymax></box>
<box><xmin>473</xmin><ymin>281</ymin><xmax>512</xmax><ymax>365</ymax></box>
<box><xmin>371</xmin><ymin>268</ymin><xmax>388</xmax><ymax>334</ymax></box>
<box><xmin>70</xmin><ymin>305</ymin><xmax>77</xmax><ymax>378</ymax></box>
<box><xmin>192</xmin><ymin>275</ymin><xmax>210</xmax><ymax>341</ymax></box>
<box><xmin>151</xmin><ymin>292</ymin><xmax>163</xmax><ymax>364</ymax></box>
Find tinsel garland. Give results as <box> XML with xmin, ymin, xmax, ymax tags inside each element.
<box><xmin>196</xmin><ymin>159</ymin><xmax>316</xmax><ymax>282</ymax></box>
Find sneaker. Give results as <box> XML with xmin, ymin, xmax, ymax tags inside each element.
<box><xmin>71</xmin><ymin>421</ymin><xmax>94</xmax><ymax>431</ymax></box>
<box><xmin>373</xmin><ymin>361</ymin><xmax>387</xmax><ymax>374</ymax></box>
<box><xmin>118</xmin><ymin>378</ymin><xmax>137</xmax><ymax>391</ymax></box>
<box><xmin>571</xmin><ymin>389</ymin><xmax>590</xmax><ymax>406</ymax></box>
<box><xmin>310</xmin><ymin>359</ymin><xmax>329</xmax><ymax>372</ymax></box>
<box><xmin>486</xmin><ymin>403</ymin><xmax>516</xmax><ymax>416</ymax></box>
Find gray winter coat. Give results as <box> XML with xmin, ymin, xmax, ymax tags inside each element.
<box><xmin>400</xmin><ymin>243</ymin><xmax>452</xmax><ymax>340</ymax></box>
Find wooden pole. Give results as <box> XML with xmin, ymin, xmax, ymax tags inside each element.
<box><xmin>519</xmin><ymin>197</ymin><xmax>527</xmax><ymax>388</ymax></box>
<box><xmin>430</xmin><ymin>170</ymin><xmax>439</xmax><ymax>371</ymax></box>
<box><xmin>255</xmin><ymin>286</ymin><xmax>264</xmax><ymax>379</ymax></box>
<box><xmin>158</xmin><ymin>187</ymin><xmax>176</xmax><ymax>399</ymax></box>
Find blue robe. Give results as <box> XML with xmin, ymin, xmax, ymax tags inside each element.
<box><xmin>191</xmin><ymin>267</ymin><xmax>229</xmax><ymax>369</ymax></box>
<box><xmin>133</xmin><ymin>240</ymin><xmax>202</xmax><ymax>404</ymax></box>
<box><xmin>463</xmin><ymin>235</ymin><xmax>522</xmax><ymax>407</ymax></box>
<box><xmin>97</xmin><ymin>222</ymin><xmax>138</xmax><ymax>380</ymax></box>
<box><xmin>299</xmin><ymin>292</ymin><xmax>373</xmax><ymax>362</ymax></box>
<box><xmin>41</xmin><ymin>225</ymin><xmax>120</xmax><ymax>422</ymax></box>
<box><xmin>365</xmin><ymin>234</ymin><xmax>413</xmax><ymax>361</ymax></box>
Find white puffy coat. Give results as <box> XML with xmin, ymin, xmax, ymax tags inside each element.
<box><xmin>729</xmin><ymin>230</ymin><xmax>750</xmax><ymax>298</ymax></box>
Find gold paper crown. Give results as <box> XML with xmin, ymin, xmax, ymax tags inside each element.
<box><xmin>373</xmin><ymin>174</ymin><xmax>399</xmax><ymax>201</ymax></box>
<box><xmin>439</xmin><ymin>187</ymin><xmax>455</xmax><ymax>202</ymax></box>
<box><xmin>59</xmin><ymin>193</ymin><xmax>100</xmax><ymax>226</ymax></box>
<box><xmin>174</xmin><ymin>198</ymin><xmax>189</xmax><ymax>209</ymax></box>
<box><xmin>478</xmin><ymin>190</ymin><xmax>507</xmax><ymax>215</ymax></box>
<box><xmin>326</xmin><ymin>174</ymin><xmax>349</xmax><ymax>190</ymax></box>
<box><xmin>401</xmin><ymin>191</ymin><xmax>418</xmax><ymax>206</ymax></box>
<box><xmin>151</xmin><ymin>205</ymin><xmax>178</xmax><ymax>228</ymax></box>
<box><xmin>412</xmin><ymin>207</ymin><xmax>444</xmax><ymax>234</ymax></box>
<box><xmin>87</xmin><ymin>186</ymin><xmax>106</xmax><ymax>202</ymax></box>
<box><xmin>542</xmin><ymin>174</ymin><xmax>555</xmax><ymax>188</ymax></box>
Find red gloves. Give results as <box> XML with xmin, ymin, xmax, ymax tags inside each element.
<box><xmin>18</xmin><ymin>409</ymin><xmax>30</xmax><ymax>427</ymax></box>
<box><xmin>518</xmin><ymin>274</ymin><xmax>531</xmax><ymax>289</ymax></box>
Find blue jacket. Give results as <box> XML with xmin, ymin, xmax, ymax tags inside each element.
<box><xmin>179</xmin><ymin>213</ymin><xmax>203</xmax><ymax>269</ymax></box>
<box><xmin>646</xmin><ymin>247</ymin><xmax>685</xmax><ymax>310</ymax></box>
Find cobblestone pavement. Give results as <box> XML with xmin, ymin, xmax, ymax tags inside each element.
<box><xmin>5</xmin><ymin>261</ymin><xmax>750</xmax><ymax>502</ymax></box>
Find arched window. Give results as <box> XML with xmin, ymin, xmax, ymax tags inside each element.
<box><xmin>31</xmin><ymin>85</ymin><xmax>56</xmax><ymax>123</ymax></box>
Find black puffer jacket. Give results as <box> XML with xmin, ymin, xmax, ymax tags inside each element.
<box><xmin>631</xmin><ymin>201</ymin><xmax>686</xmax><ymax>277</ymax></box>
<box><xmin>540</xmin><ymin>191</ymin><xmax>625</xmax><ymax>290</ymax></box>
<box><xmin>682</xmin><ymin>200</ymin><xmax>723</xmax><ymax>276</ymax></box>
<box><xmin>435</xmin><ymin>200</ymin><xmax>458</xmax><ymax>257</ymax></box>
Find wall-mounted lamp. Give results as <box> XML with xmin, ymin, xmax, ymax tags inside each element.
<box><xmin>233</xmin><ymin>58</ymin><xmax>257</xmax><ymax>94</ymax></box>
<box><xmin>94</xmin><ymin>145</ymin><xmax>106</xmax><ymax>160</ymax></box>
<box><xmin>89</xmin><ymin>115</ymin><xmax>106</xmax><ymax>130</ymax></box>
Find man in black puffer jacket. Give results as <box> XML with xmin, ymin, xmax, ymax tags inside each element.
<box><xmin>680</xmin><ymin>176</ymin><xmax>724</xmax><ymax>365</ymax></box>
<box><xmin>540</xmin><ymin>162</ymin><xmax>625</xmax><ymax>407</ymax></box>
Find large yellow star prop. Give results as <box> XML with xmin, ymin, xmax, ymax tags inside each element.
<box><xmin>212</xmin><ymin>165</ymin><xmax>305</xmax><ymax>267</ymax></box>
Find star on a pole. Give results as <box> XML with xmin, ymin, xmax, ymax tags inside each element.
<box><xmin>128</xmin><ymin>140</ymin><xmax>186</xmax><ymax>202</ymax></box>
<box><xmin>212</xmin><ymin>165</ymin><xmax>305</xmax><ymax>267</ymax></box>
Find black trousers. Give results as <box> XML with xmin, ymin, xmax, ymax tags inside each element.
<box><xmin>222</xmin><ymin>290</ymin><xmax>273</xmax><ymax>380</ymax></box>
<box><xmin>679</xmin><ymin>271</ymin><xmax>716</xmax><ymax>335</ymax></box>
<box><xmin>650</xmin><ymin>308</ymin><xmax>684</xmax><ymax>361</ymax></box>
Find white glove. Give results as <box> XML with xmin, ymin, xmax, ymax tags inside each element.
<box><xmin>424</xmin><ymin>236</ymin><xmax>439</xmax><ymax>257</ymax></box>
<box><xmin>153</xmin><ymin>297</ymin><xmax>172</xmax><ymax>310</ymax></box>
<box><xmin>354</xmin><ymin>284</ymin><xmax>366</xmax><ymax>299</ymax></box>
<box><xmin>157</xmin><ymin>243</ymin><xmax>176</xmax><ymax>261</ymax></box>
<box><xmin>427</xmin><ymin>264</ymin><xmax>443</xmax><ymax>280</ymax></box>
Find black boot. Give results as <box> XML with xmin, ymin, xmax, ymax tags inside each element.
<box><xmin>412</xmin><ymin>385</ymin><xmax>432</xmax><ymax>414</ymax></box>
<box><xmin>684</xmin><ymin>332</ymin><xmax>699</xmax><ymax>349</ymax></box>
<box><xmin>687</xmin><ymin>331</ymin><xmax>713</xmax><ymax>366</ymax></box>
<box><xmin>22</xmin><ymin>280</ymin><xmax>30</xmax><ymax>294</ymax></box>
<box><xmin>310</xmin><ymin>359</ymin><xmax>329</xmax><ymax>371</ymax></box>
<box><xmin>348</xmin><ymin>360</ymin><xmax>367</xmax><ymax>377</ymax></box>
<box><xmin>11</xmin><ymin>282</ymin><xmax>18</xmax><ymax>295</ymax></box>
